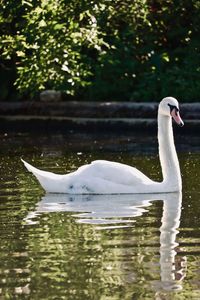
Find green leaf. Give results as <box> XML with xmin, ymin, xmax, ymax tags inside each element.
<box><xmin>16</xmin><ymin>51</ymin><xmax>25</xmax><ymax>57</ymax></box>
<box><xmin>39</xmin><ymin>20</ymin><xmax>47</xmax><ymax>27</ymax></box>
<box><xmin>54</xmin><ymin>23</ymin><xmax>65</xmax><ymax>30</ymax></box>
<box><xmin>162</xmin><ymin>52</ymin><xmax>170</xmax><ymax>62</ymax></box>
<box><xmin>22</xmin><ymin>0</ymin><xmax>33</xmax><ymax>7</ymax></box>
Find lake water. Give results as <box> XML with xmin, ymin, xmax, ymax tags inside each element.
<box><xmin>0</xmin><ymin>131</ymin><xmax>199</xmax><ymax>299</ymax></box>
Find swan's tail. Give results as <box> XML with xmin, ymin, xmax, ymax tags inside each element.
<box><xmin>21</xmin><ymin>159</ymin><xmax>64</xmax><ymax>193</ymax></box>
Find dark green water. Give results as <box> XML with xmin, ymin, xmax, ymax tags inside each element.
<box><xmin>0</xmin><ymin>132</ymin><xmax>199</xmax><ymax>299</ymax></box>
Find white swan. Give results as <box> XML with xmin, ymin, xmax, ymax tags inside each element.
<box><xmin>22</xmin><ymin>97</ymin><xmax>184</xmax><ymax>194</ymax></box>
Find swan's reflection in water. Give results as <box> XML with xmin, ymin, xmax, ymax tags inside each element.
<box><xmin>26</xmin><ymin>193</ymin><xmax>153</xmax><ymax>227</ymax></box>
<box><xmin>25</xmin><ymin>192</ymin><xmax>186</xmax><ymax>291</ymax></box>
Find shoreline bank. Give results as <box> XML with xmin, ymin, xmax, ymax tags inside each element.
<box><xmin>0</xmin><ymin>101</ymin><xmax>199</xmax><ymax>133</ymax></box>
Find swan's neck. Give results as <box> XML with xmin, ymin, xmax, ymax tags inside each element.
<box><xmin>158</xmin><ymin>113</ymin><xmax>182</xmax><ymax>190</ymax></box>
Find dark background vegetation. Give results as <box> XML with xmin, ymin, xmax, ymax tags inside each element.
<box><xmin>0</xmin><ymin>0</ymin><xmax>200</xmax><ymax>102</ymax></box>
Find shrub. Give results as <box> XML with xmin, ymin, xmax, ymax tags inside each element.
<box><xmin>0</xmin><ymin>0</ymin><xmax>200</xmax><ymax>101</ymax></box>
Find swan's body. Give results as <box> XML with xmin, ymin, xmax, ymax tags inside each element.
<box><xmin>22</xmin><ymin>97</ymin><xmax>184</xmax><ymax>194</ymax></box>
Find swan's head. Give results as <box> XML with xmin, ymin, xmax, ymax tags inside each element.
<box><xmin>159</xmin><ymin>97</ymin><xmax>184</xmax><ymax>127</ymax></box>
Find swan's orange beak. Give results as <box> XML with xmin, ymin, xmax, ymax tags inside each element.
<box><xmin>171</xmin><ymin>108</ymin><xmax>184</xmax><ymax>127</ymax></box>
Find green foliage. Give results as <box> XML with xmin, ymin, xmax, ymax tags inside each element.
<box><xmin>0</xmin><ymin>0</ymin><xmax>200</xmax><ymax>101</ymax></box>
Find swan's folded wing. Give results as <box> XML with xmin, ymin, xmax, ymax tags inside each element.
<box><xmin>76</xmin><ymin>160</ymin><xmax>154</xmax><ymax>186</ymax></box>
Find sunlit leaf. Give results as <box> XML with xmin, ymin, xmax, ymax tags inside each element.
<box><xmin>39</xmin><ymin>20</ymin><xmax>47</xmax><ymax>27</ymax></box>
<box><xmin>54</xmin><ymin>23</ymin><xmax>65</xmax><ymax>30</ymax></box>
<box><xmin>16</xmin><ymin>51</ymin><xmax>25</xmax><ymax>57</ymax></box>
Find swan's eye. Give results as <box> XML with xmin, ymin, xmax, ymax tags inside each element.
<box><xmin>168</xmin><ymin>103</ymin><xmax>179</xmax><ymax>115</ymax></box>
